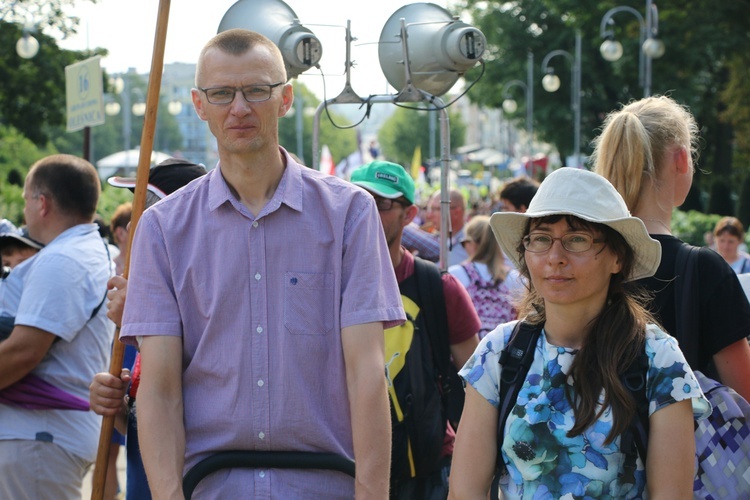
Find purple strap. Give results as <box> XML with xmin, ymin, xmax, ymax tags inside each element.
<box><xmin>0</xmin><ymin>374</ymin><xmax>90</xmax><ymax>411</ymax></box>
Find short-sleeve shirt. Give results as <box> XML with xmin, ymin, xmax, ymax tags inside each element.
<box><xmin>395</xmin><ymin>249</ymin><xmax>479</xmax><ymax>347</ymax></box>
<box><xmin>0</xmin><ymin>254</ymin><xmax>36</xmax><ymax>316</ymax></box>
<box><xmin>0</xmin><ymin>224</ymin><xmax>113</xmax><ymax>461</ymax></box>
<box><xmin>635</xmin><ymin>235</ymin><xmax>750</xmax><ymax>371</ymax></box>
<box><xmin>460</xmin><ymin>320</ymin><xmax>710</xmax><ymax>499</ymax></box>
<box><xmin>121</xmin><ymin>150</ymin><xmax>405</xmax><ymax>498</ymax></box>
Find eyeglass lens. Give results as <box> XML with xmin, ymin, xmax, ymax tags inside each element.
<box><xmin>523</xmin><ymin>233</ymin><xmax>600</xmax><ymax>253</ymax></box>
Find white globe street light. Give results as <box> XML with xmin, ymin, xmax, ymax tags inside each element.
<box><xmin>105</xmin><ymin>102</ymin><xmax>121</xmax><ymax>116</ymax></box>
<box><xmin>16</xmin><ymin>34</ymin><xmax>39</xmax><ymax>59</ymax></box>
<box><xmin>600</xmin><ymin>39</ymin><xmax>624</xmax><ymax>62</ymax></box>
<box><xmin>599</xmin><ymin>0</ymin><xmax>664</xmax><ymax>97</ymax></box>
<box><xmin>500</xmin><ymin>53</ymin><xmax>535</xmax><ymax>166</ymax></box>
<box><xmin>642</xmin><ymin>38</ymin><xmax>665</xmax><ymax>58</ymax></box>
<box><xmin>109</xmin><ymin>76</ymin><xmax>125</xmax><ymax>95</ymax></box>
<box><xmin>541</xmin><ymin>32</ymin><xmax>582</xmax><ymax>168</ymax></box>
<box><xmin>542</xmin><ymin>73</ymin><xmax>561</xmax><ymax>93</ymax></box>
<box><xmin>167</xmin><ymin>100</ymin><xmax>183</xmax><ymax>116</ymax></box>
<box><xmin>131</xmin><ymin>102</ymin><xmax>146</xmax><ymax>117</ymax></box>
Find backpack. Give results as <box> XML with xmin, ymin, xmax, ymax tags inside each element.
<box><xmin>674</xmin><ymin>243</ymin><xmax>750</xmax><ymax>498</ymax></box>
<box><xmin>461</xmin><ymin>262</ymin><xmax>516</xmax><ymax>338</ymax></box>
<box><xmin>385</xmin><ymin>257</ymin><xmax>463</xmax><ymax>485</ymax></box>
<box><xmin>492</xmin><ymin>320</ymin><xmax>649</xmax><ymax>495</ymax></box>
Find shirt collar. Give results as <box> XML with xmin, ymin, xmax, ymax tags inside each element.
<box><xmin>207</xmin><ymin>148</ymin><xmax>304</xmax><ymax>216</ymax></box>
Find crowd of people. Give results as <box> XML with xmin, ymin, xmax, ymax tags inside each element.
<box><xmin>1</xmin><ymin>27</ymin><xmax>749</xmax><ymax>500</ymax></box>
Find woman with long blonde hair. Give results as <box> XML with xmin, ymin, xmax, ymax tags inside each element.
<box><xmin>592</xmin><ymin>95</ymin><xmax>750</xmax><ymax>401</ymax></box>
<box><xmin>449</xmin><ymin>216</ymin><xmax>521</xmax><ymax>338</ymax></box>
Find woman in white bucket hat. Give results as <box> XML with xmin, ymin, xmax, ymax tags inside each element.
<box><xmin>449</xmin><ymin>168</ymin><xmax>709</xmax><ymax>499</ymax></box>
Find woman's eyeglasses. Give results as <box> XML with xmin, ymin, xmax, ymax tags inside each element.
<box><xmin>523</xmin><ymin>232</ymin><xmax>605</xmax><ymax>253</ymax></box>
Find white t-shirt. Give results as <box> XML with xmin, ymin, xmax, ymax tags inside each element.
<box><xmin>0</xmin><ymin>224</ymin><xmax>114</xmax><ymax>461</ymax></box>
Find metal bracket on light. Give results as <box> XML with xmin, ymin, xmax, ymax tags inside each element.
<box><xmin>377</xmin><ymin>2</ymin><xmax>486</xmax><ymax>100</ymax></box>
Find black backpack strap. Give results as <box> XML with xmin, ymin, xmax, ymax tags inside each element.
<box><xmin>412</xmin><ymin>257</ymin><xmax>459</xmax><ymax>422</ymax></box>
<box><xmin>674</xmin><ymin>243</ymin><xmax>701</xmax><ymax>369</ymax></box>
<box><xmin>90</xmin><ymin>236</ymin><xmax>113</xmax><ymax>321</ymax></box>
<box><xmin>495</xmin><ymin>321</ymin><xmax>542</xmax><ymax>472</ymax></box>
<box><xmin>619</xmin><ymin>348</ymin><xmax>650</xmax><ymax>484</ymax></box>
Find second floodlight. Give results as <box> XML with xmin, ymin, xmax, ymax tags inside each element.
<box><xmin>218</xmin><ymin>0</ymin><xmax>323</xmax><ymax>80</ymax></box>
<box><xmin>378</xmin><ymin>2</ymin><xmax>486</xmax><ymax>97</ymax></box>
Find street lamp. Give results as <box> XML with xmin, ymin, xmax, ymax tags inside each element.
<box><xmin>600</xmin><ymin>0</ymin><xmax>664</xmax><ymax>97</ymax></box>
<box><xmin>106</xmin><ymin>73</ymin><xmax>180</xmax><ymax>151</ymax></box>
<box><xmin>15</xmin><ymin>22</ymin><xmax>39</xmax><ymax>59</ymax></box>
<box><xmin>501</xmin><ymin>51</ymin><xmax>534</xmax><ymax>165</ymax></box>
<box><xmin>541</xmin><ymin>31</ymin><xmax>582</xmax><ymax>168</ymax></box>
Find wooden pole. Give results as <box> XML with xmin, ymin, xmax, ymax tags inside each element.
<box><xmin>91</xmin><ymin>0</ymin><xmax>171</xmax><ymax>497</ymax></box>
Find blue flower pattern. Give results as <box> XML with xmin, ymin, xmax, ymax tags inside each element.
<box><xmin>459</xmin><ymin>321</ymin><xmax>711</xmax><ymax>499</ymax></box>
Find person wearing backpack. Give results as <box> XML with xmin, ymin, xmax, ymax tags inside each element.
<box><xmin>448</xmin><ymin>215</ymin><xmax>522</xmax><ymax>339</ymax></box>
<box><xmin>593</xmin><ymin>94</ymin><xmax>750</xmax><ymax>497</ymax></box>
<box><xmin>351</xmin><ymin>161</ymin><xmax>480</xmax><ymax>499</ymax></box>
<box><xmin>449</xmin><ymin>168</ymin><xmax>710</xmax><ymax>499</ymax></box>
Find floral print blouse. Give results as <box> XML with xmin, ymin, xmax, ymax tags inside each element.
<box><xmin>459</xmin><ymin>321</ymin><xmax>711</xmax><ymax>499</ymax></box>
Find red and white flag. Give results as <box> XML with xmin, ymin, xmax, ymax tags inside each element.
<box><xmin>320</xmin><ymin>145</ymin><xmax>335</xmax><ymax>176</ymax></box>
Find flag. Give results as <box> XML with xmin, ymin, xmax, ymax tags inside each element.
<box><xmin>320</xmin><ymin>145</ymin><xmax>335</xmax><ymax>176</ymax></box>
<box><xmin>411</xmin><ymin>145</ymin><xmax>422</xmax><ymax>180</ymax></box>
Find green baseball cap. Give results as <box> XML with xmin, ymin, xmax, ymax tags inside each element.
<box><xmin>351</xmin><ymin>161</ymin><xmax>415</xmax><ymax>204</ymax></box>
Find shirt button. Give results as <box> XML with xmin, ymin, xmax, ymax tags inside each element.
<box><xmin>259</xmin><ymin>471</ymin><xmax>266</xmax><ymax>478</ymax></box>
<box><xmin>254</xmin><ymin>273</ymin><xmax>261</xmax><ymax>281</ymax></box>
<box><xmin>256</xmin><ymin>326</ymin><xmax>263</xmax><ymax>334</ymax></box>
<box><xmin>257</xmin><ymin>379</ymin><xmax>264</xmax><ymax>387</ymax></box>
<box><xmin>259</xmin><ymin>432</ymin><xmax>265</xmax><ymax>440</ymax></box>
<box><xmin>252</xmin><ymin>221</ymin><xmax>259</xmax><ymax>228</ymax></box>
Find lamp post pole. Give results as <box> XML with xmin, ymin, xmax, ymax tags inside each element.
<box><xmin>501</xmin><ymin>51</ymin><xmax>534</xmax><ymax>166</ymax></box>
<box><xmin>599</xmin><ymin>0</ymin><xmax>664</xmax><ymax>97</ymax></box>
<box><xmin>541</xmin><ymin>31</ymin><xmax>581</xmax><ymax>168</ymax></box>
<box><xmin>294</xmin><ymin>95</ymin><xmax>305</xmax><ymax>164</ymax></box>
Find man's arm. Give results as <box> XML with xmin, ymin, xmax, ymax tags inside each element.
<box><xmin>137</xmin><ymin>335</ymin><xmax>185</xmax><ymax>500</ymax></box>
<box><xmin>0</xmin><ymin>325</ymin><xmax>56</xmax><ymax>389</ymax></box>
<box><xmin>402</xmin><ymin>223</ymin><xmax>440</xmax><ymax>262</ymax></box>
<box><xmin>341</xmin><ymin>322</ymin><xmax>390</xmax><ymax>500</ymax></box>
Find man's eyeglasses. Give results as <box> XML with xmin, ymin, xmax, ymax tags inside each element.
<box><xmin>523</xmin><ymin>232</ymin><xmax>605</xmax><ymax>253</ymax></box>
<box><xmin>198</xmin><ymin>83</ymin><xmax>284</xmax><ymax>105</ymax></box>
<box><xmin>373</xmin><ymin>196</ymin><xmax>411</xmax><ymax>212</ymax></box>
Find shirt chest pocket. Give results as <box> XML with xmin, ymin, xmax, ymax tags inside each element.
<box><xmin>284</xmin><ymin>272</ymin><xmax>334</xmax><ymax>335</ymax></box>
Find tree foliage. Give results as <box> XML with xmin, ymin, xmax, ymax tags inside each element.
<box><xmin>1</xmin><ymin>0</ymin><xmax>97</xmax><ymax>40</ymax></box>
<box><xmin>459</xmin><ymin>0</ymin><xmax>750</xmax><ymax>187</ymax></box>
<box><xmin>378</xmin><ymin>105</ymin><xmax>466</xmax><ymax>167</ymax></box>
<box><xmin>278</xmin><ymin>82</ymin><xmax>358</xmax><ymax>167</ymax></box>
<box><xmin>0</xmin><ymin>20</ymin><xmax>106</xmax><ymax>146</ymax></box>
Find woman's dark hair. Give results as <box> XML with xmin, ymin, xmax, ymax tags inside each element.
<box><xmin>515</xmin><ymin>214</ymin><xmax>655</xmax><ymax>444</ymax></box>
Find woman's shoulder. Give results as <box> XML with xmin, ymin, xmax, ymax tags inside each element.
<box><xmin>475</xmin><ymin>319</ymin><xmax>524</xmax><ymax>356</ymax></box>
<box><xmin>644</xmin><ymin>323</ymin><xmax>677</xmax><ymax>348</ymax></box>
<box><xmin>447</xmin><ymin>263</ymin><xmax>470</xmax><ymax>287</ymax></box>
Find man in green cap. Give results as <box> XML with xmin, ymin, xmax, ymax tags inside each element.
<box><xmin>351</xmin><ymin>161</ymin><xmax>480</xmax><ymax>499</ymax></box>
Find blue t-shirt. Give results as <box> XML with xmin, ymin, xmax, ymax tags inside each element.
<box><xmin>460</xmin><ymin>320</ymin><xmax>711</xmax><ymax>499</ymax></box>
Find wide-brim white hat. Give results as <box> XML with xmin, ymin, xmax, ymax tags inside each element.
<box><xmin>489</xmin><ymin>168</ymin><xmax>661</xmax><ymax>282</ymax></box>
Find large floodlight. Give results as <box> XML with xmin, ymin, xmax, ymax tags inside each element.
<box><xmin>378</xmin><ymin>2</ymin><xmax>486</xmax><ymax>97</ymax></box>
<box><xmin>218</xmin><ymin>0</ymin><xmax>322</xmax><ymax>80</ymax></box>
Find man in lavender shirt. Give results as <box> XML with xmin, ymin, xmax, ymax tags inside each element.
<box><xmin>119</xmin><ymin>29</ymin><xmax>404</xmax><ymax>499</ymax></box>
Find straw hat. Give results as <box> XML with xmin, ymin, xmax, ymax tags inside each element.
<box><xmin>489</xmin><ymin>168</ymin><xmax>661</xmax><ymax>282</ymax></box>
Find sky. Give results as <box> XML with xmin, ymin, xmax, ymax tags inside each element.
<box><xmin>58</xmin><ymin>0</ymin><xmax>454</xmax><ymax>100</ymax></box>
